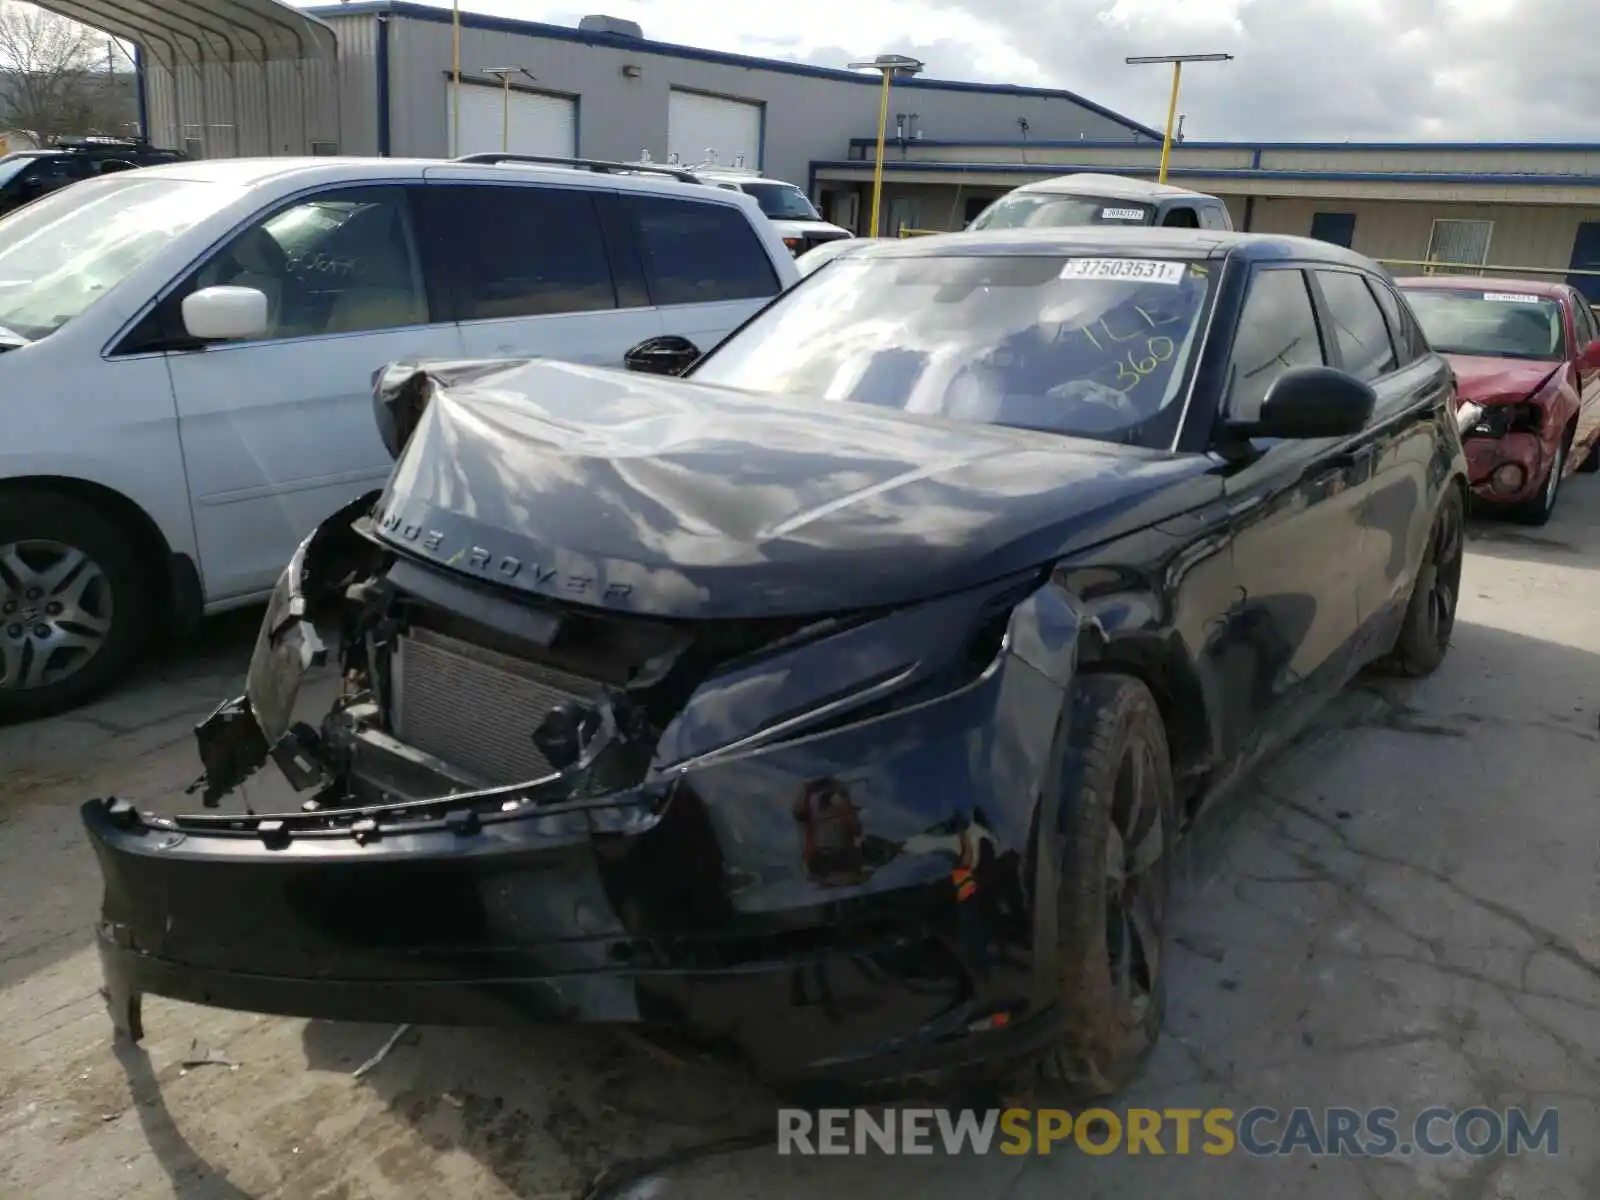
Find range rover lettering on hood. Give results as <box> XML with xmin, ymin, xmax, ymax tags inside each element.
<box><xmin>369</xmin><ymin>358</ymin><xmax>1223</xmax><ymax>619</ymax></box>
<box><xmin>374</xmin><ymin>506</ymin><xmax>636</xmax><ymax>602</ymax></box>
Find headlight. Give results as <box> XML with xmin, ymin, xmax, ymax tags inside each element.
<box><xmin>1469</xmin><ymin>401</ymin><xmax>1541</xmax><ymax>438</ymax></box>
<box><xmin>244</xmin><ymin>537</ymin><xmax>327</xmax><ymax>747</ymax></box>
<box><xmin>653</xmin><ymin>568</ymin><xmax>1046</xmax><ymax>768</ymax></box>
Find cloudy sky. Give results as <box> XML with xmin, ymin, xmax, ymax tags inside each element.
<box><xmin>402</xmin><ymin>0</ymin><xmax>1585</xmax><ymax>142</ymax></box>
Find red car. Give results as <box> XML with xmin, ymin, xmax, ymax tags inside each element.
<box><xmin>1397</xmin><ymin>275</ymin><xmax>1600</xmax><ymax>523</ymax></box>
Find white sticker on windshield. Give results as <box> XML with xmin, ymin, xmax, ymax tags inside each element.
<box><xmin>1060</xmin><ymin>258</ymin><xmax>1185</xmax><ymax>285</ymax></box>
<box><xmin>1482</xmin><ymin>291</ymin><xmax>1542</xmax><ymax>304</ymax></box>
<box><xmin>1100</xmin><ymin>207</ymin><xmax>1147</xmax><ymax>221</ymax></box>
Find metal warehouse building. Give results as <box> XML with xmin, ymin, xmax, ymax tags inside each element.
<box><xmin>55</xmin><ymin>0</ymin><xmax>1600</xmax><ymax>289</ymax></box>
<box><xmin>818</xmin><ymin>139</ymin><xmax>1600</xmax><ymax>297</ymax></box>
<box><xmin>128</xmin><ymin>0</ymin><xmax>1162</xmax><ymax>205</ymax></box>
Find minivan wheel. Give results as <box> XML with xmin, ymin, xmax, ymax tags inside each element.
<box><xmin>1021</xmin><ymin>673</ymin><xmax>1175</xmax><ymax>1100</ymax></box>
<box><xmin>0</xmin><ymin>492</ymin><xmax>150</xmax><ymax>723</ymax></box>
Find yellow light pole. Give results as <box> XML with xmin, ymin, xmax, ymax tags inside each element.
<box><xmin>483</xmin><ymin>68</ymin><xmax>534</xmax><ymax>152</ymax></box>
<box><xmin>451</xmin><ymin>0</ymin><xmax>461</xmax><ymax>155</ymax></box>
<box><xmin>1124</xmin><ymin>53</ymin><xmax>1232</xmax><ymax>184</ymax></box>
<box><xmin>848</xmin><ymin>53</ymin><xmax>924</xmax><ymax>237</ymax></box>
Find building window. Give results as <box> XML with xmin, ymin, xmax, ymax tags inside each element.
<box><xmin>310</xmin><ymin>140</ymin><xmax>339</xmax><ymax>156</ymax></box>
<box><xmin>1425</xmin><ymin>219</ymin><xmax>1493</xmax><ymax>275</ymax></box>
<box><xmin>1309</xmin><ymin>211</ymin><xmax>1356</xmax><ymax>248</ymax></box>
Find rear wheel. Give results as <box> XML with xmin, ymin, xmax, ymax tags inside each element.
<box><xmin>1373</xmin><ymin>488</ymin><xmax>1464</xmax><ymax>679</ymax></box>
<box><xmin>1019</xmin><ymin>673</ymin><xmax>1175</xmax><ymax>1100</ymax></box>
<box><xmin>0</xmin><ymin>492</ymin><xmax>151</xmax><ymax>723</ymax></box>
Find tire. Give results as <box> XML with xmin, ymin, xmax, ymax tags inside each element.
<box><xmin>1512</xmin><ymin>432</ymin><xmax>1567</xmax><ymax>526</ymax></box>
<box><xmin>1373</xmin><ymin>488</ymin><xmax>1464</xmax><ymax>679</ymax></box>
<box><xmin>0</xmin><ymin>491</ymin><xmax>152</xmax><ymax>723</ymax></box>
<box><xmin>1018</xmin><ymin>672</ymin><xmax>1176</xmax><ymax>1100</ymax></box>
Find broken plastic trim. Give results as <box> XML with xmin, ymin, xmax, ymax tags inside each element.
<box><xmin>189</xmin><ymin>491</ymin><xmax>383</xmax><ymax>806</ymax></box>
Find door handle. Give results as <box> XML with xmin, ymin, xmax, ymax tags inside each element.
<box><xmin>1327</xmin><ymin>443</ymin><xmax>1378</xmax><ymax>471</ymax></box>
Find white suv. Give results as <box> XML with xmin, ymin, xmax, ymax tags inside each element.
<box><xmin>692</xmin><ymin>169</ymin><xmax>854</xmax><ymax>256</ymax></box>
<box><xmin>0</xmin><ymin>153</ymin><xmax>798</xmax><ymax>720</ymax></box>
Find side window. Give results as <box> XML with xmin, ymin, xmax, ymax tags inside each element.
<box><xmin>622</xmin><ymin>194</ymin><xmax>780</xmax><ymax>306</ymax></box>
<box><xmin>1199</xmin><ymin>204</ymin><xmax>1229</xmax><ymax>231</ymax></box>
<box><xmin>1161</xmin><ymin>205</ymin><xmax>1200</xmax><ymax>229</ymax></box>
<box><xmin>1226</xmin><ymin>268</ymin><xmax>1326</xmax><ymax>422</ymax></box>
<box><xmin>189</xmin><ymin>186</ymin><xmax>427</xmax><ymax>341</ymax></box>
<box><xmin>1569</xmin><ymin>290</ymin><xmax>1597</xmax><ymax>350</ymax></box>
<box><xmin>1371</xmin><ymin>279</ymin><xmax>1424</xmax><ymax>365</ymax></box>
<box><xmin>431</xmin><ymin>185</ymin><xmax>616</xmax><ymax>320</ymax></box>
<box><xmin>1314</xmin><ymin>269</ymin><xmax>1397</xmax><ymax>381</ymax></box>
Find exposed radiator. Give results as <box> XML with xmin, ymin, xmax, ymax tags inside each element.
<box><xmin>390</xmin><ymin>626</ymin><xmax>604</xmax><ymax>784</ymax></box>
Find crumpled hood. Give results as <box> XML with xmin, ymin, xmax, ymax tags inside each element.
<box><xmin>371</xmin><ymin>358</ymin><xmax>1220</xmax><ymax>618</ymax></box>
<box><xmin>1446</xmin><ymin>354</ymin><xmax>1561</xmax><ymax>406</ymax></box>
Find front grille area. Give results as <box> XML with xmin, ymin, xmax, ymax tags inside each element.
<box><xmin>390</xmin><ymin>626</ymin><xmax>604</xmax><ymax>784</ymax></box>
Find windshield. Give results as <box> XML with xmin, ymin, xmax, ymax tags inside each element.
<box><xmin>969</xmin><ymin>193</ymin><xmax>1155</xmax><ymax>231</ymax></box>
<box><xmin>689</xmin><ymin>253</ymin><xmax>1215</xmax><ymax>449</ymax></box>
<box><xmin>0</xmin><ymin>156</ymin><xmax>35</xmax><ymax>189</ymax></box>
<box><xmin>0</xmin><ymin>175</ymin><xmax>242</xmax><ymax>340</ymax></box>
<box><xmin>1403</xmin><ymin>287</ymin><xmax>1567</xmax><ymax>360</ymax></box>
<box><xmin>741</xmin><ymin>182</ymin><xmax>821</xmax><ymax>221</ymax></box>
<box><xmin>794</xmin><ymin>238</ymin><xmax>865</xmax><ymax>277</ymax></box>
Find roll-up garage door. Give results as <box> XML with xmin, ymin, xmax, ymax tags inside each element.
<box><xmin>448</xmin><ymin>83</ymin><xmax>576</xmax><ymax>158</ymax></box>
<box><xmin>667</xmin><ymin>89</ymin><xmax>762</xmax><ymax>169</ymax></box>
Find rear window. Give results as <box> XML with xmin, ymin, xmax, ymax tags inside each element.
<box><xmin>622</xmin><ymin>194</ymin><xmax>779</xmax><ymax>306</ymax></box>
<box><xmin>968</xmin><ymin>193</ymin><xmax>1154</xmax><ymax>230</ymax></box>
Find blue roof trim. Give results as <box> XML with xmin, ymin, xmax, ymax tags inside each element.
<box><xmin>810</xmin><ymin>159</ymin><xmax>1600</xmax><ymax>187</ymax></box>
<box><xmin>848</xmin><ymin>136</ymin><xmax>1600</xmax><ymax>152</ymax></box>
<box><xmin>306</xmin><ymin>1</ymin><xmax>1162</xmax><ymax>139</ymax></box>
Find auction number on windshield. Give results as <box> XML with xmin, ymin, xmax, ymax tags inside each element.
<box><xmin>1071</xmin><ymin>304</ymin><xmax>1183</xmax><ymax>393</ymax></box>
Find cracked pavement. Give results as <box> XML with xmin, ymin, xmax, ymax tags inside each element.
<box><xmin>2</xmin><ymin>481</ymin><xmax>1598</xmax><ymax>1199</ymax></box>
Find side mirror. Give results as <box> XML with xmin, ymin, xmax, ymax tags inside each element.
<box><xmin>624</xmin><ymin>335</ymin><xmax>701</xmax><ymax>376</ymax></box>
<box><xmin>1228</xmin><ymin>365</ymin><xmax>1376</xmax><ymax>440</ymax></box>
<box><xmin>1580</xmin><ymin>338</ymin><xmax>1600</xmax><ymax>370</ymax></box>
<box><xmin>182</xmin><ymin>285</ymin><xmax>268</xmax><ymax>342</ymax></box>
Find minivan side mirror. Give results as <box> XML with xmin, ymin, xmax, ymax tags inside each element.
<box><xmin>1226</xmin><ymin>365</ymin><xmax>1376</xmax><ymax>440</ymax></box>
<box><xmin>181</xmin><ymin>285</ymin><xmax>268</xmax><ymax>342</ymax></box>
<box><xmin>624</xmin><ymin>335</ymin><xmax>701</xmax><ymax>376</ymax></box>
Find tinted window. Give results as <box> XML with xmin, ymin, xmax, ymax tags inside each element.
<box><xmin>1226</xmin><ymin>268</ymin><xmax>1325</xmax><ymax>421</ymax></box>
<box><xmin>690</xmin><ymin>253</ymin><xmax>1217</xmax><ymax>450</ymax></box>
<box><xmin>1316</xmin><ymin>270</ymin><xmax>1397</xmax><ymax>381</ymax></box>
<box><xmin>190</xmin><ymin>185</ymin><xmax>427</xmax><ymax>340</ymax></box>
<box><xmin>624</xmin><ymin>194</ymin><xmax>778</xmax><ymax>306</ymax></box>
<box><xmin>1570</xmin><ymin>290</ymin><xmax>1597</xmax><ymax>349</ymax></box>
<box><xmin>1160</xmin><ymin>206</ymin><xmax>1200</xmax><ymax>229</ymax></box>
<box><xmin>435</xmin><ymin>184</ymin><xmax>615</xmax><ymax>320</ymax></box>
<box><xmin>740</xmin><ymin>182</ymin><xmax>820</xmax><ymax>221</ymax></box>
<box><xmin>1371</xmin><ymin>280</ymin><xmax>1425</xmax><ymax>364</ymax></box>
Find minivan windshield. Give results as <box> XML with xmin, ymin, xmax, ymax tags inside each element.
<box><xmin>0</xmin><ymin>175</ymin><xmax>243</xmax><ymax>340</ymax></box>
<box><xmin>1401</xmin><ymin>287</ymin><xmax>1567</xmax><ymax>361</ymax></box>
<box><xmin>0</xmin><ymin>156</ymin><xmax>35</xmax><ymax>188</ymax></box>
<box><xmin>969</xmin><ymin>194</ymin><xmax>1155</xmax><ymax>230</ymax></box>
<box><xmin>690</xmin><ymin>252</ymin><xmax>1215</xmax><ymax>449</ymax></box>
<box><xmin>741</xmin><ymin>181</ymin><xmax>822</xmax><ymax>221</ymax></box>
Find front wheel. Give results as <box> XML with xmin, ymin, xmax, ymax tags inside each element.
<box><xmin>1020</xmin><ymin>672</ymin><xmax>1175</xmax><ymax>1100</ymax></box>
<box><xmin>0</xmin><ymin>492</ymin><xmax>151</xmax><ymax>723</ymax></box>
<box><xmin>1512</xmin><ymin>435</ymin><xmax>1566</xmax><ymax>526</ymax></box>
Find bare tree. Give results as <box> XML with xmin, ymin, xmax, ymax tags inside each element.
<box><xmin>0</xmin><ymin>2</ymin><xmax>134</xmax><ymax>142</ymax></box>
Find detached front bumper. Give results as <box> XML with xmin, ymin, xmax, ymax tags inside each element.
<box><xmin>82</xmin><ymin>633</ymin><xmax>1073</xmax><ymax>1085</ymax></box>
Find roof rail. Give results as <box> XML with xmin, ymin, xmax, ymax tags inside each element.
<box><xmin>450</xmin><ymin>152</ymin><xmax>702</xmax><ymax>183</ymax></box>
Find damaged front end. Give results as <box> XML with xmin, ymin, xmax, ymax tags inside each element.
<box><xmin>82</xmin><ymin>361</ymin><xmax>1099</xmax><ymax>1088</ymax></box>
